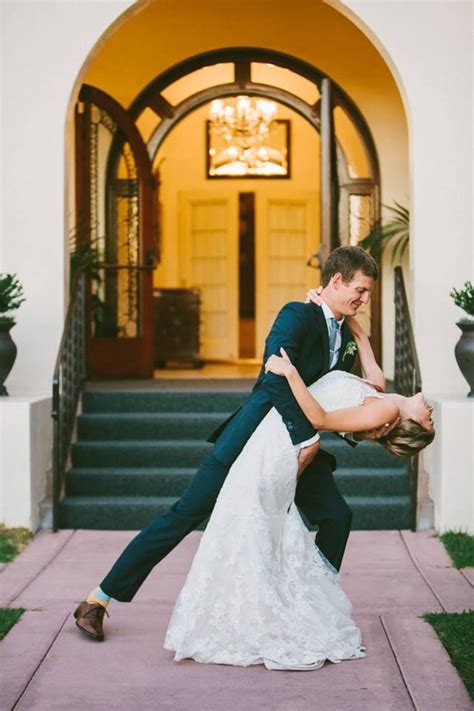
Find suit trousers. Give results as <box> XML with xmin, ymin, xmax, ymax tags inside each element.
<box><xmin>100</xmin><ymin>449</ymin><xmax>352</xmax><ymax>602</ymax></box>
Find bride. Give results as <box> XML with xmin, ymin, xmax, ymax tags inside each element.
<box><xmin>164</xmin><ymin>316</ymin><xmax>435</xmax><ymax>671</ymax></box>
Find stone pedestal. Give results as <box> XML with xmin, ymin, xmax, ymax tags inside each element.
<box><xmin>0</xmin><ymin>396</ymin><xmax>52</xmax><ymax>530</ymax></box>
<box><xmin>423</xmin><ymin>395</ymin><xmax>474</xmax><ymax>533</ymax></box>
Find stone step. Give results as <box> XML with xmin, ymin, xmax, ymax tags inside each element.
<box><xmin>58</xmin><ymin>495</ymin><xmax>412</xmax><ymax>531</ymax></box>
<box><xmin>77</xmin><ymin>412</ymin><xmax>229</xmax><ymax>441</ymax></box>
<box><xmin>64</xmin><ymin>387</ymin><xmax>411</xmax><ymax>531</ymax></box>
<box><xmin>71</xmin><ymin>438</ymin><xmax>403</xmax><ymax>469</ymax></box>
<box><xmin>65</xmin><ymin>466</ymin><xmax>409</xmax><ymax>498</ymax></box>
<box><xmin>77</xmin><ymin>413</ymin><xmax>365</xmax><ymax>447</ymax></box>
<box><xmin>82</xmin><ymin>390</ymin><xmax>248</xmax><ymax>414</ymax></box>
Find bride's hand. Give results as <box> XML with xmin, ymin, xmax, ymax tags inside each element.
<box><xmin>305</xmin><ymin>286</ymin><xmax>323</xmax><ymax>305</ymax></box>
<box><xmin>265</xmin><ymin>347</ymin><xmax>295</xmax><ymax>377</ymax></box>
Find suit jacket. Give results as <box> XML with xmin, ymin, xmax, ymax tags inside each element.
<box><xmin>207</xmin><ymin>301</ymin><xmax>357</xmax><ymax>466</ymax></box>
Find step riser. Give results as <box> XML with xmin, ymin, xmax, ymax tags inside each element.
<box><xmin>71</xmin><ymin>441</ymin><xmax>402</xmax><ymax>469</ymax></box>
<box><xmin>83</xmin><ymin>392</ymin><xmax>248</xmax><ymax>414</ymax></box>
<box><xmin>65</xmin><ymin>471</ymin><xmax>409</xmax><ymax>498</ymax></box>
<box><xmin>77</xmin><ymin>415</ymin><xmax>226</xmax><ymax>441</ymax></box>
<box><xmin>72</xmin><ymin>442</ymin><xmax>214</xmax><ymax>468</ymax></box>
<box><xmin>58</xmin><ymin>501</ymin><xmax>411</xmax><ymax>531</ymax></box>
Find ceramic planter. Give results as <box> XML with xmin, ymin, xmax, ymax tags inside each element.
<box><xmin>0</xmin><ymin>321</ymin><xmax>17</xmax><ymax>396</ymax></box>
<box><xmin>455</xmin><ymin>320</ymin><xmax>474</xmax><ymax>397</ymax></box>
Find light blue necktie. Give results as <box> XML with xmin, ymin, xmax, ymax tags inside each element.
<box><xmin>328</xmin><ymin>317</ymin><xmax>340</xmax><ymax>367</ymax></box>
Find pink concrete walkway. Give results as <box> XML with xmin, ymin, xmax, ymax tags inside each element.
<box><xmin>1</xmin><ymin>530</ymin><xmax>472</xmax><ymax>711</ymax></box>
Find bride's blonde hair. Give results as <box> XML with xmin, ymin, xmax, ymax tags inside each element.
<box><xmin>379</xmin><ymin>419</ymin><xmax>435</xmax><ymax>458</ymax></box>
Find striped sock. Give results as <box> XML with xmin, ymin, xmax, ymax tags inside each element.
<box><xmin>86</xmin><ymin>586</ymin><xmax>111</xmax><ymax>609</ymax></box>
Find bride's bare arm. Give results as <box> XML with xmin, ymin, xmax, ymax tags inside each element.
<box><xmin>265</xmin><ymin>349</ymin><xmax>398</xmax><ymax>433</ymax></box>
<box><xmin>346</xmin><ymin>317</ymin><xmax>385</xmax><ymax>392</ymax></box>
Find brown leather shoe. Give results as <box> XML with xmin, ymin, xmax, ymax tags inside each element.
<box><xmin>73</xmin><ymin>601</ymin><xmax>109</xmax><ymax>641</ymax></box>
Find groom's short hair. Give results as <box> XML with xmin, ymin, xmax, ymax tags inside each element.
<box><xmin>321</xmin><ymin>245</ymin><xmax>378</xmax><ymax>287</ymax></box>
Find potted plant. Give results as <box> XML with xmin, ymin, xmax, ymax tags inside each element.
<box><xmin>0</xmin><ymin>273</ymin><xmax>26</xmax><ymax>396</ymax></box>
<box><xmin>450</xmin><ymin>281</ymin><xmax>474</xmax><ymax>397</ymax></box>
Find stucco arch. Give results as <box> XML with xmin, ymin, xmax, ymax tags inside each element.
<box><xmin>65</xmin><ymin>0</ymin><xmax>410</xmax><ymax>375</ymax></box>
<box><xmin>68</xmin><ymin>1</ymin><xmax>408</xmax><ymax>216</ymax></box>
<box><xmin>323</xmin><ymin>0</ymin><xmax>411</xmax><ymax>124</ymax></box>
<box><xmin>67</xmin><ymin>0</ymin><xmax>408</xmax><ymax>238</ymax></box>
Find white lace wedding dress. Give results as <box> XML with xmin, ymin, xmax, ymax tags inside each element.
<box><xmin>165</xmin><ymin>371</ymin><xmax>383</xmax><ymax>670</ymax></box>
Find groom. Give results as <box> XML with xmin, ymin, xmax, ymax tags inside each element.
<box><xmin>74</xmin><ymin>245</ymin><xmax>388</xmax><ymax>641</ymax></box>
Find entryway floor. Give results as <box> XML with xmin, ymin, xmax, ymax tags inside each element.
<box><xmin>154</xmin><ymin>363</ymin><xmax>260</xmax><ymax>379</ymax></box>
<box><xmin>86</xmin><ymin>362</ymin><xmax>260</xmax><ymax>391</ymax></box>
<box><xmin>1</xmin><ymin>530</ymin><xmax>472</xmax><ymax>710</ymax></box>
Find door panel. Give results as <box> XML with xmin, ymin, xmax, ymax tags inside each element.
<box><xmin>255</xmin><ymin>191</ymin><xmax>319</xmax><ymax>355</ymax></box>
<box><xmin>76</xmin><ymin>85</ymin><xmax>155</xmax><ymax>378</ymax></box>
<box><xmin>179</xmin><ymin>192</ymin><xmax>239</xmax><ymax>359</ymax></box>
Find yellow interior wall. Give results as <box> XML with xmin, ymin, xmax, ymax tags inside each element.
<box><xmin>153</xmin><ymin>101</ymin><xmax>320</xmax><ymax>289</ymax></box>
<box><xmin>334</xmin><ymin>107</ymin><xmax>370</xmax><ymax>178</ymax></box>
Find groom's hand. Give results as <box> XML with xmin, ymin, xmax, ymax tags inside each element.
<box><xmin>297</xmin><ymin>440</ymin><xmax>320</xmax><ymax>477</ymax></box>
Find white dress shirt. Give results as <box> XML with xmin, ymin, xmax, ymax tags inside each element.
<box><xmin>297</xmin><ymin>300</ymin><xmax>345</xmax><ymax>450</ymax></box>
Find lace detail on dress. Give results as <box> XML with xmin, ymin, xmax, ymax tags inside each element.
<box><xmin>308</xmin><ymin>370</ymin><xmax>384</xmax><ymax>410</ymax></box>
<box><xmin>164</xmin><ymin>371</ymin><xmax>371</xmax><ymax>670</ymax></box>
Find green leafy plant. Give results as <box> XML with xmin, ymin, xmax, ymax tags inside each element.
<box><xmin>360</xmin><ymin>202</ymin><xmax>409</xmax><ymax>263</ymax></box>
<box><xmin>0</xmin><ymin>274</ymin><xmax>26</xmax><ymax>325</ymax></box>
<box><xmin>69</xmin><ymin>226</ymin><xmax>102</xmax><ymax>287</ymax></box>
<box><xmin>450</xmin><ymin>281</ymin><xmax>474</xmax><ymax>321</ymax></box>
<box><xmin>69</xmin><ymin>228</ymin><xmax>121</xmax><ymax>337</ymax></box>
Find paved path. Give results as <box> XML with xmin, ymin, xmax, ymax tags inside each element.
<box><xmin>1</xmin><ymin>530</ymin><xmax>472</xmax><ymax>711</ymax></box>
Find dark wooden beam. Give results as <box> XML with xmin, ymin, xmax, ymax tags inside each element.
<box><xmin>74</xmin><ymin>102</ymin><xmax>91</xmax><ymax>248</ymax></box>
<box><xmin>311</xmin><ymin>98</ymin><xmax>321</xmax><ymax>123</ymax></box>
<box><xmin>235</xmin><ymin>59</ymin><xmax>251</xmax><ymax>89</ymax></box>
<box><xmin>147</xmin><ymin>94</ymin><xmax>175</xmax><ymax>120</ymax></box>
<box><xmin>147</xmin><ymin>83</ymin><xmax>319</xmax><ymax>158</ymax></box>
<box><xmin>320</xmin><ymin>77</ymin><xmax>338</xmax><ymax>263</ymax></box>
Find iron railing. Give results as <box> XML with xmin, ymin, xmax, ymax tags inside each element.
<box><xmin>51</xmin><ymin>271</ymin><xmax>87</xmax><ymax>531</ymax></box>
<box><xmin>393</xmin><ymin>265</ymin><xmax>422</xmax><ymax>531</ymax></box>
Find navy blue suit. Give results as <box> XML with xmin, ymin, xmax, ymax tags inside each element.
<box><xmin>101</xmin><ymin>302</ymin><xmax>357</xmax><ymax>601</ymax></box>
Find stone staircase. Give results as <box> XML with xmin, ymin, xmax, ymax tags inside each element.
<box><xmin>58</xmin><ymin>386</ymin><xmax>411</xmax><ymax>530</ymax></box>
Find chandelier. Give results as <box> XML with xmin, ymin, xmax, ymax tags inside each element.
<box><xmin>208</xmin><ymin>96</ymin><xmax>286</xmax><ymax>176</ymax></box>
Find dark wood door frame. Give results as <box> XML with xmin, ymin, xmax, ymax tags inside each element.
<box><xmin>76</xmin><ymin>84</ymin><xmax>156</xmax><ymax>378</ymax></box>
<box><xmin>128</xmin><ymin>48</ymin><xmax>382</xmax><ymax>361</ymax></box>
<box><xmin>81</xmin><ymin>47</ymin><xmax>382</xmax><ymax>369</ymax></box>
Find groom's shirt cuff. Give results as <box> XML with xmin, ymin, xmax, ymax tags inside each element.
<box><xmin>295</xmin><ymin>433</ymin><xmax>320</xmax><ymax>450</ymax></box>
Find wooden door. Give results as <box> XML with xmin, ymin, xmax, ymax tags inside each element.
<box><xmin>179</xmin><ymin>192</ymin><xmax>239</xmax><ymax>359</ymax></box>
<box><xmin>75</xmin><ymin>85</ymin><xmax>156</xmax><ymax>378</ymax></box>
<box><xmin>255</xmin><ymin>191</ymin><xmax>319</xmax><ymax>355</ymax></box>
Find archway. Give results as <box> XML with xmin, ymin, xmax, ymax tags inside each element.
<box><xmin>75</xmin><ymin>47</ymin><xmax>382</xmax><ymax>377</ymax></box>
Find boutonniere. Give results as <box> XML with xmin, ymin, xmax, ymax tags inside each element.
<box><xmin>342</xmin><ymin>340</ymin><xmax>358</xmax><ymax>361</ymax></box>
